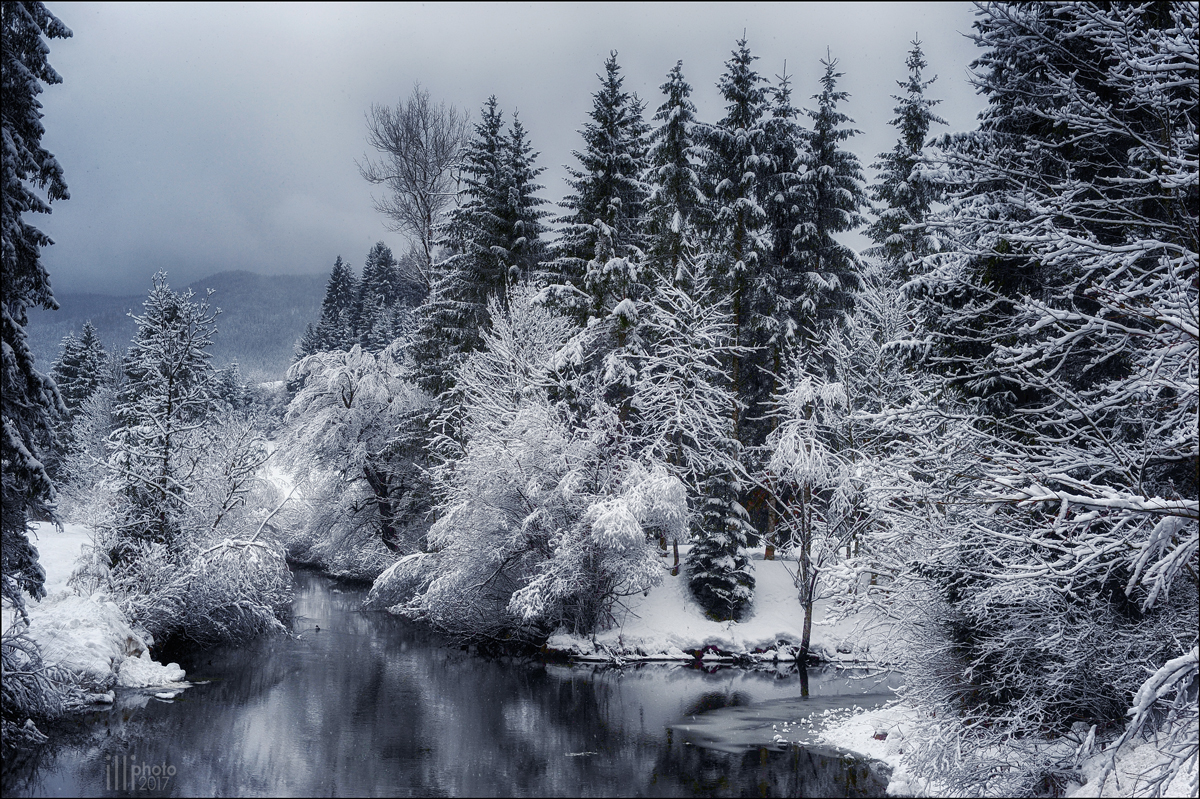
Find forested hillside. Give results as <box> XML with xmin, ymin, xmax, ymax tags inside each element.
<box><xmin>25</xmin><ymin>270</ymin><xmax>326</xmax><ymax>382</ymax></box>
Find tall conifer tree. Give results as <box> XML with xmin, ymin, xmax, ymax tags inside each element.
<box><xmin>1</xmin><ymin>1</ymin><xmax>71</xmax><ymax>608</ymax></box>
<box><xmin>51</xmin><ymin>320</ymin><xmax>109</xmax><ymax>415</ymax></box>
<box><xmin>865</xmin><ymin>39</ymin><xmax>946</xmax><ymax>281</ymax></box>
<box><xmin>644</xmin><ymin>61</ymin><xmax>703</xmax><ymax>287</ymax></box>
<box><xmin>703</xmin><ymin>37</ymin><xmax>771</xmax><ymax>444</ymax></box>
<box><xmin>793</xmin><ymin>55</ymin><xmax>868</xmax><ymax>346</ymax></box>
<box><xmin>310</xmin><ymin>256</ymin><xmax>358</xmax><ymax>354</ymax></box>
<box><xmin>505</xmin><ymin>113</ymin><xmax>550</xmax><ymax>282</ymax></box>
<box><xmin>415</xmin><ymin>98</ymin><xmax>547</xmax><ymax>395</ymax></box>
<box><xmin>353</xmin><ymin>241</ymin><xmax>398</xmax><ymax>346</ymax></box>
<box><xmin>109</xmin><ymin>273</ymin><xmax>219</xmax><ymax>557</ymax></box>
<box><xmin>48</xmin><ymin>320</ymin><xmax>108</xmax><ymax>473</ymax></box>
<box><xmin>555</xmin><ymin>52</ymin><xmax>651</xmax><ymax>317</ymax></box>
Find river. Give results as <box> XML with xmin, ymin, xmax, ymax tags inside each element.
<box><xmin>3</xmin><ymin>570</ymin><xmax>896</xmax><ymax>797</ymax></box>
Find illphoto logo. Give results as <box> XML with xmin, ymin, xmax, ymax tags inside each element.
<box><xmin>105</xmin><ymin>754</ymin><xmax>177</xmax><ymax>792</ymax></box>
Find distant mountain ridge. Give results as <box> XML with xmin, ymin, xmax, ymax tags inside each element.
<box><xmin>25</xmin><ymin>270</ymin><xmax>328</xmax><ymax>382</ymax></box>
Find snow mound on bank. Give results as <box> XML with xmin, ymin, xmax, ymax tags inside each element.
<box><xmin>22</xmin><ymin>593</ymin><xmax>147</xmax><ymax>688</ymax></box>
<box><xmin>546</xmin><ymin>553</ymin><xmax>870</xmax><ymax>662</ymax></box>
<box><xmin>814</xmin><ymin>704</ymin><xmax>923</xmax><ymax>796</ymax></box>
<box><xmin>117</xmin><ymin>651</ymin><xmax>187</xmax><ymax>688</ymax></box>
<box><xmin>4</xmin><ymin>522</ymin><xmax>189</xmax><ymax>693</ymax></box>
<box><xmin>812</xmin><ymin>704</ymin><xmax>1198</xmax><ymax>798</ymax></box>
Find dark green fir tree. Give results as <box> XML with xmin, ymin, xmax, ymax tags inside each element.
<box><xmin>865</xmin><ymin>38</ymin><xmax>946</xmax><ymax>281</ymax></box>
<box><xmin>644</xmin><ymin>61</ymin><xmax>704</xmax><ymax>288</ymax></box>
<box><xmin>793</xmin><ymin>54</ymin><xmax>868</xmax><ymax>346</ymax></box>
<box><xmin>554</xmin><ymin>51</ymin><xmax>651</xmax><ymax>318</ymax></box>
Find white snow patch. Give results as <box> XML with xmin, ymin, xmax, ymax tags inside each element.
<box><xmin>17</xmin><ymin>593</ymin><xmax>150</xmax><ymax>688</ymax></box>
<box><xmin>815</xmin><ymin>704</ymin><xmax>924</xmax><ymax>796</ymax></box>
<box><xmin>30</xmin><ymin>521</ymin><xmax>94</xmax><ymax>598</ymax></box>
<box><xmin>545</xmin><ymin>551</ymin><xmax>871</xmax><ymax>662</ymax></box>
<box><xmin>3</xmin><ymin>522</ymin><xmax>189</xmax><ymax>696</ymax></box>
<box><xmin>117</xmin><ymin>650</ymin><xmax>187</xmax><ymax>688</ymax></box>
<box><xmin>1068</xmin><ymin>729</ymin><xmax>1198</xmax><ymax>798</ymax></box>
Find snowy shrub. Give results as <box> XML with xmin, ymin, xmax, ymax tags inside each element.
<box><xmin>170</xmin><ymin>534</ymin><xmax>292</xmax><ymax>645</ymax></box>
<box><xmin>408</xmin><ymin>399</ymin><xmax>683</xmax><ymax>641</ymax></box>
<box><xmin>509</xmin><ymin>460</ymin><xmax>685</xmax><ymax>633</ymax></box>
<box><xmin>399</xmin><ymin>291</ymin><xmax>684</xmax><ymax>641</ymax></box>
<box><xmin>280</xmin><ymin>342</ymin><xmax>433</xmax><ymax>579</ymax></box>
<box><xmin>363</xmin><ymin>552</ymin><xmax>439</xmax><ymax>611</ymax></box>
<box><xmin>0</xmin><ymin>625</ymin><xmax>83</xmax><ymax>758</ymax></box>
<box><xmin>83</xmin><ymin>528</ymin><xmax>292</xmax><ymax>648</ymax></box>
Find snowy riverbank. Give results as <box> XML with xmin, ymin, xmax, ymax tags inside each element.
<box><xmin>2</xmin><ymin>523</ymin><xmax>190</xmax><ymax>697</ymax></box>
<box><xmin>778</xmin><ymin>703</ymin><xmax>1198</xmax><ymax>797</ymax></box>
<box><xmin>544</xmin><ymin>546</ymin><xmax>879</xmax><ymax>664</ymax></box>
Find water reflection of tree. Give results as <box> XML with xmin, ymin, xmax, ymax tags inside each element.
<box><xmin>7</xmin><ymin>576</ymin><xmax>891</xmax><ymax>797</ymax></box>
<box><xmin>1</xmin><ymin>692</ymin><xmax>184</xmax><ymax>797</ymax></box>
<box><xmin>646</xmin><ymin>741</ymin><xmax>890</xmax><ymax>798</ymax></box>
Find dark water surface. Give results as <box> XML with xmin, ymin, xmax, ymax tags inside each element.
<box><xmin>4</xmin><ymin>571</ymin><xmax>894</xmax><ymax>797</ymax></box>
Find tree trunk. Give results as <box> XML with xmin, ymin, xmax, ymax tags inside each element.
<box><xmin>800</xmin><ymin>593</ymin><xmax>814</xmax><ymax>662</ymax></box>
<box><xmin>363</xmin><ymin>463</ymin><xmax>403</xmax><ymax>552</ymax></box>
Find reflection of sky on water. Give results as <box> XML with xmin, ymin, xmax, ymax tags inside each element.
<box><xmin>4</xmin><ymin>572</ymin><xmax>892</xmax><ymax>797</ymax></box>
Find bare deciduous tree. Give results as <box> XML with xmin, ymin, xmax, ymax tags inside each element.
<box><xmin>358</xmin><ymin>83</ymin><xmax>469</xmax><ymax>289</ymax></box>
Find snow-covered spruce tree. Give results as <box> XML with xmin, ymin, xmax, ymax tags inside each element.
<box><xmin>50</xmin><ymin>320</ymin><xmax>108</xmax><ymax>415</ymax></box>
<box><xmin>864</xmin><ymin>39</ymin><xmax>946</xmax><ymax>282</ymax></box>
<box><xmin>303</xmin><ymin>255</ymin><xmax>358</xmax><ymax>356</ymax></box>
<box><xmin>352</xmin><ymin>241</ymin><xmax>399</xmax><ymax>350</ymax></box>
<box><xmin>702</xmin><ymin>37</ymin><xmax>771</xmax><ymax>446</ymax></box>
<box><xmin>282</xmin><ymin>342</ymin><xmax>432</xmax><ymax>579</ymax></box>
<box><xmin>634</xmin><ymin>258</ymin><xmax>753</xmax><ymax>618</ymax></box>
<box><xmin>643</xmin><ymin>61</ymin><xmax>704</xmax><ymax>287</ymax></box>
<box><xmin>294</xmin><ymin>322</ymin><xmax>321</xmax><ymax>362</ymax></box>
<box><xmin>747</xmin><ymin>66</ymin><xmax>809</xmax><ymax>489</ymax></box>
<box><xmin>793</xmin><ymin>55</ymin><xmax>867</xmax><ymax>347</ymax></box>
<box><xmin>687</xmin><ymin>438</ymin><xmax>756</xmax><ymax>622</ymax></box>
<box><xmin>103</xmin><ymin>272</ymin><xmax>220</xmax><ymax>559</ymax></box>
<box><xmin>1</xmin><ymin>0</ymin><xmax>70</xmax><ymax>606</ymax></box>
<box><xmin>899</xmin><ymin>4</ymin><xmax>1199</xmax><ymax>794</ymax></box>
<box><xmin>213</xmin><ymin>360</ymin><xmax>250</xmax><ymax>412</ymax></box>
<box><xmin>1</xmin><ymin>0</ymin><xmax>72</xmax><ymax>753</ymax></box>
<box><xmin>759</xmin><ymin>66</ymin><xmax>806</xmax><ymax>334</ymax></box>
<box><xmin>46</xmin><ymin>320</ymin><xmax>108</xmax><ymax>477</ymax></box>
<box><xmin>413</xmin><ymin>97</ymin><xmax>548</xmax><ymax>396</ymax></box>
<box><xmin>396</xmin><ymin>289</ymin><xmax>685</xmax><ymax>642</ymax></box>
<box><xmin>553</xmin><ymin>51</ymin><xmax>651</xmax><ymax>318</ymax></box>
<box><xmin>53</xmin><ymin>348</ymin><xmax>126</xmax><ymax>519</ymax></box>
<box><xmin>505</xmin><ymin>113</ymin><xmax>551</xmax><ymax>282</ymax></box>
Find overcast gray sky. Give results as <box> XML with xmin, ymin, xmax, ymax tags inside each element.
<box><xmin>37</xmin><ymin>2</ymin><xmax>988</xmax><ymax>296</ymax></box>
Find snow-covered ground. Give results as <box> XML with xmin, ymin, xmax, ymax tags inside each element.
<box><xmin>1066</xmin><ymin>732</ymin><xmax>1198</xmax><ymax>798</ymax></box>
<box><xmin>546</xmin><ymin>546</ymin><xmax>876</xmax><ymax>663</ymax></box>
<box><xmin>792</xmin><ymin>703</ymin><xmax>1197</xmax><ymax>797</ymax></box>
<box><xmin>2</xmin><ymin>522</ymin><xmax>190</xmax><ymax>694</ymax></box>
